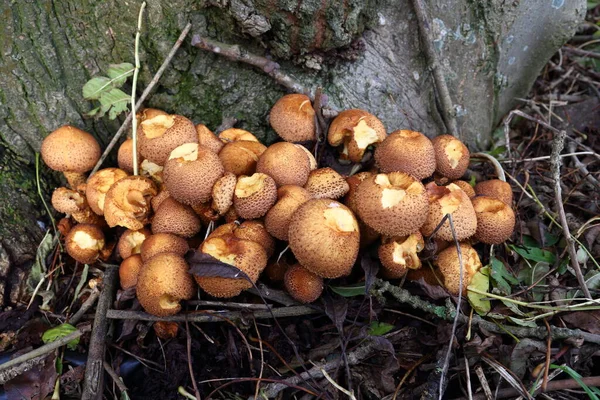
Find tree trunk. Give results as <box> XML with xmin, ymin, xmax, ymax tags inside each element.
<box><xmin>0</xmin><ymin>0</ymin><xmax>585</xmax><ymax>306</ymax></box>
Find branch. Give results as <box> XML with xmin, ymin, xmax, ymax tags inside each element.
<box><xmin>562</xmin><ymin>46</ymin><xmax>600</xmax><ymax>60</ymax></box>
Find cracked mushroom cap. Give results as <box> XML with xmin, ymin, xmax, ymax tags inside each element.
<box><xmin>233</xmin><ymin>173</ymin><xmax>278</xmax><ymax>219</ymax></box>
<box><xmin>136</xmin><ymin>252</ymin><xmax>196</xmax><ymax>316</ymax></box>
<box><xmin>117</xmin><ymin>138</ymin><xmax>138</xmax><ymax>174</ymax></box>
<box><xmin>421</xmin><ymin>182</ymin><xmax>477</xmax><ymax>242</ymax></box>
<box><xmin>51</xmin><ymin>187</ymin><xmax>87</xmax><ymax>214</ymax></box>
<box><xmin>474</xmin><ymin>179</ymin><xmax>513</xmax><ymax>205</ymax></box>
<box><xmin>378</xmin><ymin>233</ymin><xmax>424</xmax><ymax>279</ymax></box>
<box><xmin>374</xmin><ymin>130</ymin><xmax>436</xmax><ymax>180</ymax></box>
<box><xmin>451</xmin><ymin>180</ymin><xmax>476</xmax><ymax>198</ymax></box>
<box><xmin>264</xmin><ymin>185</ymin><xmax>313</xmax><ymax>241</ymax></box>
<box><xmin>212</xmin><ymin>172</ymin><xmax>237</xmax><ymax>215</ymax></box>
<box><xmin>191</xmin><ymin>202</ymin><xmax>221</xmax><ymax>225</ymax></box>
<box><xmin>288</xmin><ymin>199</ymin><xmax>360</xmax><ymax>278</ymax></box>
<box><xmin>140</xmin><ymin>160</ymin><xmax>164</xmax><ymax>186</ymax></box>
<box><xmin>284</xmin><ymin>263</ymin><xmax>323</xmax><ymax>303</ymax></box>
<box><xmin>86</xmin><ymin>168</ymin><xmax>129</xmax><ymax>215</ymax></box>
<box><xmin>194</xmin><ymin>234</ymin><xmax>268</xmax><ymax>298</ymax></box>
<box><xmin>140</xmin><ymin>233</ymin><xmax>189</xmax><ymax>262</ymax></box>
<box><xmin>137</xmin><ymin>108</ymin><xmax>168</xmax><ymax>122</ymax></box>
<box><xmin>355</xmin><ymin>172</ymin><xmax>429</xmax><ymax>237</ymax></box>
<box><xmin>218</xmin><ymin>141</ymin><xmax>267</xmax><ymax>176</ymax></box>
<box><xmin>432</xmin><ymin>135</ymin><xmax>470</xmax><ymax>180</ymax></box>
<box><xmin>119</xmin><ymin>254</ymin><xmax>144</xmax><ymax>290</ymax></box>
<box><xmin>138</xmin><ymin>114</ymin><xmax>198</xmax><ymax>165</ymax></box>
<box><xmin>435</xmin><ymin>243</ymin><xmax>482</xmax><ymax>295</ymax></box>
<box><xmin>256</xmin><ymin>142</ymin><xmax>311</xmax><ymax>187</ymax></box>
<box><xmin>196</xmin><ymin>124</ymin><xmax>224</xmax><ymax>154</ymax></box>
<box><xmin>163</xmin><ymin>143</ymin><xmax>225</xmax><ymax>205</ymax></box>
<box><xmin>219</xmin><ymin>128</ymin><xmax>259</xmax><ymax>143</ymax></box>
<box><xmin>152</xmin><ymin>197</ymin><xmax>202</xmax><ymax>238</ymax></box>
<box><xmin>342</xmin><ymin>172</ymin><xmax>381</xmax><ymax>247</ymax></box>
<box><xmin>472</xmin><ymin>196</ymin><xmax>515</xmax><ymax>244</ymax></box>
<box><xmin>296</xmin><ymin>145</ymin><xmax>318</xmax><ymax>171</ymax></box>
<box><xmin>117</xmin><ymin>227</ymin><xmax>152</xmax><ymax>259</ymax></box>
<box><xmin>65</xmin><ymin>224</ymin><xmax>105</xmax><ymax>264</ymax></box>
<box><xmin>269</xmin><ymin>94</ymin><xmax>316</xmax><ymax>142</ymax></box>
<box><xmin>208</xmin><ymin>220</ymin><xmax>275</xmax><ymax>258</ymax></box>
<box><xmin>327</xmin><ymin>109</ymin><xmax>386</xmax><ymax>163</ymax></box>
<box><xmin>304</xmin><ymin>168</ymin><xmax>349</xmax><ymax>199</ymax></box>
<box><xmin>104</xmin><ymin>176</ymin><xmax>157</xmax><ymax>230</ymax></box>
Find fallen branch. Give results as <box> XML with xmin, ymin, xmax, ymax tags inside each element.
<box><xmin>70</xmin><ymin>287</ymin><xmax>100</xmax><ymax>325</ymax></box>
<box><xmin>562</xmin><ymin>46</ymin><xmax>600</xmax><ymax>60</ymax></box>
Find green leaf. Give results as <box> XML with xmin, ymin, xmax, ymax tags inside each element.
<box><xmin>469</xmin><ymin>175</ymin><xmax>477</xmax><ymax>186</ymax></box>
<box><xmin>509</xmin><ymin>244</ymin><xmax>556</xmax><ymax>264</ymax></box>
<box><xmin>550</xmin><ymin>364</ymin><xmax>600</xmax><ymax>400</ymax></box>
<box><xmin>468</xmin><ymin>266</ymin><xmax>491</xmax><ymax>315</ymax></box>
<box><xmin>42</xmin><ymin>323</ymin><xmax>80</xmax><ymax>350</ymax></box>
<box><xmin>543</xmin><ymin>231</ymin><xmax>560</xmax><ymax>247</ymax></box>
<box><xmin>517</xmin><ymin>262</ymin><xmax>549</xmax><ymax>302</ymax></box>
<box><xmin>98</xmin><ymin>88</ymin><xmax>130</xmax><ymax>120</ymax></box>
<box><xmin>490</xmin><ymin>257</ymin><xmax>518</xmax><ymax>294</ymax></box>
<box><xmin>506</xmin><ymin>316</ymin><xmax>538</xmax><ymax>328</ymax></box>
<box><xmin>368</xmin><ymin>321</ymin><xmax>395</xmax><ymax>336</ymax></box>
<box><xmin>26</xmin><ymin>231</ymin><xmax>54</xmax><ymax>295</ymax></box>
<box><xmin>330</xmin><ymin>283</ymin><xmax>366</xmax><ymax>297</ymax></box>
<box><xmin>106</xmin><ymin>63</ymin><xmax>134</xmax><ymax>87</ymax></box>
<box><xmin>83</xmin><ymin>76</ymin><xmax>112</xmax><ymax>100</ymax></box>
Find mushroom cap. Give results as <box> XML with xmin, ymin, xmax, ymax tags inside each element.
<box><xmin>327</xmin><ymin>109</ymin><xmax>386</xmax><ymax>162</ymax></box>
<box><xmin>137</xmin><ymin>108</ymin><xmax>168</xmax><ymax>122</ymax></box>
<box><xmin>117</xmin><ymin>138</ymin><xmax>137</xmax><ymax>174</ymax></box>
<box><xmin>264</xmin><ymin>258</ymin><xmax>290</xmax><ymax>282</ymax></box>
<box><xmin>196</xmin><ymin>124</ymin><xmax>224</xmax><ymax>153</ymax></box>
<box><xmin>208</xmin><ymin>220</ymin><xmax>275</xmax><ymax>258</ymax></box>
<box><xmin>153</xmin><ymin>321</ymin><xmax>179</xmax><ymax>340</ymax></box>
<box><xmin>191</xmin><ymin>202</ymin><xmax>221</xmax><ymax>225</ymax></box>
<box><xmin>374</xmin><ymin>130</ymin><xmax>436</xmax><ymax>180</ymax></box>
<box><xmin>432</xmin><ymin>135</ymin><xmax>470</xmax><ymax>180</ymax></box>
<box><xmin>264</xmin><ymin>185</ymin><xmax>313</xmax><ymax>241</ymax></box>
<box><xmin>212</xmin><ymin>172</ymin><xmax>237</xmax><ymax>215</ymax></box>
<box><xmin>233</xmin><ymin>173</ymin><xmax>278</xmax><ymax>219</ymax></box>
<box><xmin>194</xmin><ymin>235</ymin><xmax>268</xmax><ymax>298</ymax></box>
<box><xmin>218</xmin><ymin>128</ymin><xmax>259</xmax><ymax>143</ymax></box>
<box><xmin>435</xmin><ymin>243</ymin><xmax>482</xmax><ymax>295</ymax></box>
<box><xmin>256</xmin><ymin>142</ymin><xmax>311</xmax><ymax>187</ymax></box>
<box><xmin>163</xmin><ymin>143</ymin><xmax>225</xmax><ymax>205</ymax></box>
<box><xmin>343</xmin><ymin>172</ymin><xmax>374</xmax><ymax>213</ymax></box>
<box><xmin>41</xmin><ymin>125</ymin><xmax>101</xmax><ymax>173</ymax></box>
<box><xmin>421</xmin><ymin>182</ymin><xmax>477</xmax><ymax>241</ymax></box>
<box><xmin>269</xmin><ymin>94</ymin><xmax>316</xmax><ymax>142</ymax></box>
<box><xmin>103</xmin><ymin>176</ymin><xmax>157</xmax><ymax>230</ymax></box>
<box><xmin>474</xmin><ymin>179</ymin><xmax>513</xmax><ymax>205</ymax></box>
<box><xmin>218</xmin><ymin>141</ymin><xmax>267</xmax><ymax>176</ymax></box>
<box><xmin>86</xmin><ymin>168</ymin><xmax>129</xmax><ymax>215</ymax></box>
<box><xmin>304</xmin><ymin>168</ymin><xmax>349</xmax><ymax>199</ymax></box>
<box><xmin>378</xmin><ymin>233</ymin><xmax>424</xmax><ymax>279</ymax></box>
<box><xmin>140</xmin><ymin>233</ymin><xmax>190</xmax><ymax>262</ymax></box>
<box><xmin>139</xmin><ymin>114</ymin><xmax>198</xmax><ymax>165</ymax></box>
<box><xmin>140</xmin><ymin>160</ymin><xmax>164</xmax><ymax>186</ymax></box>
<box><xmin>136</xmin><ymin>252</ymin><xmax>196</xmax><ymax>316</ymax></box>
<box><xmin>284</xmin><ymin>263</ymin><xmax>324</xmax><ymax>303</ymax></box>
<box><xmin>355</xmin><ymin>172</ymin><xmax>429</xmax><ymax>237</ymax></box>
<box><xmin>119</xmin><ymin>254</ymin><xmax>144</xmax><ymax>290</ymax></box>
<box><xmin>151</xmin><ymin>190</ymin><xmax>170</xmax><ymax>212</ymax></box>
<box><xmin>65</xmin><ymin>224</ymin><xmax>105</xmax><ymax>264</ymax></box>
<box><xmin>51</xmin><ymin>187</ymin><xmax>87</xmax><ymax>214</ymax></box>
<box><xmin>152</xmin><ymin>197</ymin><xmax>202</xmax><ymax>238</ymax></box>
<box><xmin>288</xmin><ymin>199</ymin><xmax>360</xmax><ymax>278</ymax></box>
<box><xmin>296</xmin><ymin>145</ymin><xmax>318</xmax><ymax>171</ymax></box>
<box><xmin>451</xmin><ymin>180</ymin><xmax>476</xmax><ymax>198</ymax></box>
<box><xmin>117</xmin><ymin>227</ymin><xmax>152</xmax><ymax>259</ymax></box>
<box><xmin>472</xmin><ymin>196</ymin><xmax>515</xmax><ymax>244</ymax></box>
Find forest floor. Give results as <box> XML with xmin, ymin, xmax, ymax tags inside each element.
<box><xmin>2</xmin><ymin>5</ymin><xmax>600</xmax><ymax>400</ymax></box>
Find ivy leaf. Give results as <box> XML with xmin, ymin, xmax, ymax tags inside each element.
<box><xmin>509</xmin><ymin>244</ymin><xmax>556</xmax><ymax>264</ymax></box>
<box><xmin>330</xmin><ymin>283</ymin><xmax>366</xmax><ymax>297</ymax></box>
<box><xmin>42</xmin><ymin>323</ymin><xmax>79</xmax><ymax>350</ymax></box>
<box><xmin>468</xmin><ymin>266</ymin><xmax>491</xmax><ymax>315</ymax></box>
<box><xmin>490</xmin><ymin>257</ymin><xmax>518</xmax><ymax>294</ymax></box>
<box><xmin>106</xmin><ymin>63</ymin><xmax>134</xmax><ymax>87</ymax></box>
<box><xmin>98</xmin><ymin>88</ymin><xmax>130</xmax><ymax>120</ymax></box>
<box><xmin>368</xmin><ymin>321</ymin><xmax>395</xmax><ymax>336</ymax></box>
<box><xmin>82</xmin><ymin>77</ymin><xmax>112</xmax><ymax>100</ymax></box>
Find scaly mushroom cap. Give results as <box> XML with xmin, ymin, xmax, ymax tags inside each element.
<box><xmin>264</xmin><ymin>185</ymin><xmax>313</xmax><ymax>241</ymax></box>
<box><xmin>163</xmin><ymin>143</ymin><xmax>225</xmax><ymax>205</ymax></box>
<box><xmin>421</xmin><ymin>182</ymin><xmax>477</xmax><ymax>241</ymax></box>
<box><xmin>139</xmin><ymin>114</ymin><xmax>198</xmax><ymax>165</ymax></box>
<box><xmin>194</xmin><ymin>235</ymin><xmax>268</xmax><ymax>298</ymax></box>
<box><xmin>296</xmin><ymin>145</ymin><xmax>318</xmax><ymax>171</ymax></box>
<box><xmin>136</xmin><ymin>252</ymin><xmax>196</xmax><ymax>316</ymax></box>
<box><xmin>212</xmin><ymin>172</ymin><xmax>237</xmax><ymax>215</ymax></box>
<box><xmin>355</xmin><ymin>172</ymin><xmax>429</xmax><ymax>237</ymax></box>
<box><xmin>41</xmin><ymin>125</ymin><xmax>101</xmax><ymax>174</ymax></box>
<box><xmin>288</xmin><ymin>199</ymin><xmax>360</xmax><ymax>278</ymax></box>
<box><xmin>51</xmin><ymin>187</ymin><xmax>87</xmax><ymax>214</ymax></box>
<box><xmin>284</xmin><ymin>263</ymin><xmax>323</xmax><ymax>303</ymax></box>
<box><xmin>218</xmin><ymin>141</ymin><xmax>267</xmax><ymax>176</ymax></box>
<box><xmin>65</xmin><ymin>224</ymin><xmax>105</xmax><ymax>264</ymax></box>
<box><xmin>196</xmin><ymin>124</ymin><xmax>224</xmax><ymax>153</ymax></box>
<box><xmin>119</xmin><ymin>254</ymin><xmax>144</xmax><ymax>290</ymax></box>
<box><xmin>265</xmin><ymin>259</ymin><xmax>290</xmax><ymax>282</ymax></box>
<box><xmin>436</xmin><ymin>243</ymin><xmax>482</xmax><ymax>295</ymax></box>
<box><xmin>474</xmin><ymin>179</ymin><xmax>513</xmax><ymax>205</ymax></box>
<box><xmin>86</xmin><ymin>168</ymin><xmax>129</xmax><ymax>215</ymax></box>
<box><xmin>256</xmin><ymin>142</ymin><xmax>311</xmax><ymax>187</ymax></box>
<box><xmin>140</xmin><ymin>233</ymin><xmax>189</xmax><ymax>262</ymax></box>
<box><xmin>233</xmin><ymin>173</ymin><xmax>278</xmax><ymax>219</ymax></box>
<box><xmin>378</xmin><ymin>233</ymin><xmax>424</xmax><ymax>279</ymax></box>
<box><xmin>269</xmin><ymin>94</ymin><xmax>316</xmax><ymax>142</ymax></box>
<box><xmin>327</xmin><ymin>109</ymin><xmax>386</xmax><ymax>162</ymax></box>
<box><xmin>191</xmin><ymin>202</ymin><xmax>221</xmax><ymax>225</ymax></box>
<box><xmin>117</xmin><ymin>138</ymin><xmax>137</xmax><ymax>174</ymax></box>
<box><xmin>219</xmin><ymin>128</ymin><xmax>259</xmax><ymax>143</ymax></box>
<box><xmin>104</xmin><ymin>176</ymin><xmax>157</xmax><ymax>230</ymax></box>
<box><xmin>208</xmin><ymin>220</ymin><xmax>275</xmax><ymax>258</ymax></box>
<box><xmin>374</xmin><ymin>130</ymin><xmax>436</xmax><ymax>180</ymax></box>
<box><xmin>343</xmin><ymin>172</ymin><xmax>374</xmax><ymax>213</ymax></box>
<box><xmin>117</xmin><ymin>227</ymin><xmax>152</xmax><ymax>259</ymax></box>
<box><xmin>472</xmin><ymin>196</ymin><xmax>515</xmax><ymax>244</ymax></box>
<box><xmin>153</xmin><ymin>321</ymin><xmax>179</xmax><ymax>340</ymax></box>
<box><xmin>452</xmin><ymin>180</ymin><xmax>476</xmax><ymax>198</ymax></box>
<box><xmin>304</xmin><ymin>168</ymin><xmax>349</xmax><ymax>199</ymax></box>
<box><xmin>432</xmin><ymin>135</ymin><xmax>470</xmax><ymax>180</ymax></box>
<box><xmin>137</xmin><ymin>108</ymin><xmax>168</xmax><ymax>122</ymax></box>
<box><xmin>151</xmin><ymin>190</ymin><xmax>170</xmax><ymax>212</ymax></box>
<box><xmin>152</xmin><ymin>197</ymin><xmax>202</xmax><ymax>238</ymax></box>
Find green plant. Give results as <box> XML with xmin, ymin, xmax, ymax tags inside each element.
<box><xmin>83</xmin><ymin>63</ymin><xmax>134</xmax><ymax>119</ymax></box>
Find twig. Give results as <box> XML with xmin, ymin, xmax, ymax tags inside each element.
<box><xmin>70</xmin><ymin>288</ymin><xmax>100</xmax><ymax>325</ymax></box>
<box><xmin>550</xmin><ymin>129</ymin><xmax>591</xmax><ymax>299</ymax></box>
<box><xmin>186</xmin><ymin>299</ymin><xmax>270</xmax><ymax>310</ymax></box>
<box><xmin>90</xmin><ymin>22</ymin><xmax>192</xmax><ymax>176</ymax></box>
<box><xmin>103</xmin><ymin>361</ymin><xmax>129</xmax><ymax>395</ymax></box>
<box><xmin>185</xmin><ymin>320</ymin><xmax>201</xmax><ymax>400</ymax></box>
<box><xmin>562</xmin><ymin>46</ymin><xmax>600</xmax><ymax>60</ymax></box>
<box><xmin>542</xmin><ymin>319</ymin><xmax>552</xmax><ymax>392</ymax></box>
<box><xmin>471</xmin><ymin>153</ymin><xmax>506</xmax><ymax>182</ymax></box>
<box><xmin>410</xmin><ymin>0</ymin><xmax>459</xmax><ymax>139</ymax></box>
<box><xmin>566</xmin><ymin>141</ymin><xmax>600</xmax><ymax>189</ymax></box>
<box><xmin>473</xmin><ymin>365</ymin><xmax>492</xmax><ymax>400</ymax></box>
<box><xmin>130</xmin><ymin>2</ymin><xmax>146</xmax><ymax>176</ymax></box>
<box><xmin>465</xmin><ymin>376</ymin><xmax>600</xmax><ymax>400</ymax></box>
<box><xmin>498</xmin><ymin>151</ymin><xmax>595</xmax><ymax>164</ymax></box>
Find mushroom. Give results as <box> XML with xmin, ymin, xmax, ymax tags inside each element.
<box><xmin>138</xmin><ymin>114</ymin><xmax>198</xmax><ymax>165</ymax></box>
<box><xmin>51</xmin><ymin>187</ymin><xmax>105</xmax><ymax>225</ymax></box>
<box><xmin>264</xmin><ymin>258</ymin><xmax>291</xmax><ymax>282</ymax></box>
<box><xmin>233</xmin><ymin>173</ymin><xmax>278</xmax><ymax>219</ymax></box>
<box><xmin>151</xmin><ymin>190</ymin><xmax>170</xmax><ymax>212</ymax></box>
<box><xmin>152</xmin><ymin>197</ymin><xmax>202</xmax><ymax>238</ymax></box>
<box><xmin>327</xmin><ymin>109</ymin><xmax>386</xmax><ymax>162</ymax></box>
<box><xmin>451</xmin><ymin>180</ymin><xmax>476</xmax><ymax>198</ymax></box>
<box><xmin>136</xmin><ymin>252</ymin><xmax>196</xmax><ymax>316</ymax></box>
<box><xmin>474</xmin><ymin>179</ymin><xmax>513</xmax><ymax>205</ymax></box>
<box><xmin>471</xmin><ymin>196</ymin><xmax>515</xmax><ymax>244</ymax></box>
<box><xmin>435</xmin><ymin>243</ymin><xmax>482</xmax><ymax>295</ymax></box>
<box><xmin>212</xmin><ymin>172</ymin><xmax>237</xmax><ymax>215</ymax></box>
<box><xmin>119</xmin><ymin>254</ymin><xmax>143</xmax><ymax>290</ymax></box>
<box><xmin>117</xmin><ymin>138</ymin><xmax>137</xmax><ymax>174</ymax></box>
<box><xmin>140</xmin><ymin>233</ymin><xmax>189</xmax><ymax>262</ymax></box>
<box><xmin>65</xmin><ymin>224</ymin><xmax>105</xmax><ymax>264</ymax></box>
<box><xmin>103</xmin><ymin>176</ymin><xmax>157</xmax><ymax>230</ymax></box>
<box><xmin>288</xmin><ymin>199</ymin><xmax>360</xmax><ymax>278</ymax></box>
<box><xmin>41</xmin><ymin>125</ymin><xmax>101</xmax><ymax>188</ymax></box>
<box><xmin>218</xmin><ymin>128</ymin><xmax>259</xmax><ymax>143</ymax></box>
<box><xmin>304</xmin><ymin>168</ymin><xmax>349</xmax><ymax>199</ymax></box>
<box><xmin>117</xmin><ymin>227</ymin><xmax>152</xmax><ymax>259</ymax></box>
<box><xmin>378</xmin><ymin>233</ymin><xmax>424</xmax><ymax>279</ymax></box>
<box><xmin>256</xmin><ymin>142</ymin><xmax>312</xmax><ymax>187</ymax></box>
<box><xmin>431</xmin><ymin>135</ymin><xmax>470</xmax><ymax>180</ymax></box>
<box><xmin>269</xmin><ymin>94</ymin><xmax>316</xmax><ymax>142</ymax></box>
<box><xmin>196</xmin><ymin>124</ymin><xmax>224</xmax><ymax>153</ymax></box>
<box><xmin>296</xmin><ymin>145</ymin><xmax>318</xmax><ymax>171</ymax></box>
<box><xmin>140</xmin><ymin>159</ymin><xmax>164</xmax><ymax>186</ymax></box>
<box><xmin>191</xmin><ymin>202</ymin><xmax>221</xmax><ymax>225</ymax></box>
<box><xmin>355</xmin><ymin>172</ymin><xmax>429</xmax><ymax>237</ymax></box>
<box><xmin>137</xmin><ymin>108</ymin><xmax>168</xmax><ymax>122</ymax></box>
<box><xmin>86</xmin><ymin>168</ymin><xmax>129</xmax><ymax>215</ymax></box>
<box><xmin>284</xmin><ymin>264</ymin><xmax>323</xmax><ymax>303</ymax></box>
<box><xmin>374</xmin><ymin>130</ymin><xmax>436</xmax><ymax>180</ymax></box>
<box><xmin>153</xmin><ymin>321</ymin><xmax>179</xmax><ymax>339</ymax></box>
<box><xmin>264</xmin><ymin>185</ymin><xmax>312</xmax><ymax>241</ymax></box>
<box><xmin>343</xmin><ymin>172</ymin><xmax>380</xmax><ymax>247</ymax></box>
<box><xmin>218</xmin><ymin>141</ymin><xmax>266</xmax><ymax>176</ymax></box>
<box><xmin>208</xmin><ymin>220</ymin><xmax>275</xmax><ymax>258</ymax></box>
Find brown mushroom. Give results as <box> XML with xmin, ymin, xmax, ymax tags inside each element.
<box><xmin>196</xmin><ymin>124</ymin><xmax>224</xmax><ymax>153</ymax></box>
<box><xmin>153</xmin><ymin>321</ymin><xmax>179</xmax><ymax>339</ymax></box>
<box><xmin>86</xmin><ymin>168</ymin><xmax>128</xmax><ymax>215</ymax></box>
<box><xmin>152</xmin><ymin>197</ymin><xmax>202</xmax><ymax>238</ymax></box>
<box><xmin>212</xmin><ymin>172</ymin><xmax>237</xmax><ymax>215</ymax></box>
<box><xmin>140</xmin><ymin>233</ymin><xmax>190</xmax><ymax>262</ymax></box>
<box><xmin>269</xmin><ymin>94</ymin><xmax>316</xmax><ymax>142</ymax></box>
<box><xmin>138</xmin><ymin>114</ymin><xmax>198</xmax><ymax>165</ymax></box>
<box><xmin>327</xmin><ymin>109</ymin><xmax>386</xmax><ymax>162</ymax></box>
<box><xmin>256</xmin><ymin>142</ymin><xmax>312</xmax><ymax>187</ymax></box>
<box><xmin>219</xmin><ymin>128</ymin><xmax>259</xmax><ymax>143</ymax></box>
<box><xmin>119</xmin><ymin>254</ymin><xmax>144</xmax><ymax>290</ymax></box>
<box><xmin>151</xmin><ymin>190</ymin><xmax>171</xmax><ymax>212</ymax></box>
<box><xmin>51</xmin><ymin>187</ymin><xmax>105</xmax><ymax>225</ymax></box>
<box><xmin>104</xmin><ymin>176</ymin><xmax>157</xmax><ymax>230</ymax></box>
<box><xmin>343</xmin><ymin>172</ymin><xmax>381</xmax><ymax>247</ymax></box>
<box><xmin>140</xmin><ymin>160</ymin><xmax>164</xmax><ymax>186</ymax></box>
<box><xmin>474</xmin><ymin>179</ymin><xmax>513</xmax><ymax>205</ymax></box>
<box><xmin>296</xmin><ymin>144</ymin><xmax>318</xmax><ymax>171</ymax></box>
<box><xmin>65</xmin><ymin>224</ymin><xmax>105</xmax><ymax>264</ymax></box>
<box><xmin>284</xmin><ymin>264</ymin><xmax>323</xmax><ymax>303</ymax></box>
<box><xmin>233</xmin><ymin>173</ymin><xmax>278</xmax><ymax>219</ymax></box>
<box><xmin>218</xmin><ymin>141</ymin><xmax>267</xmax><ymax>176</ymax></box>
<box><xmin>472</xmin><ymin>196</ymin><xmax>515</xmax><ymax>244</ymax></box>
<box><xmin>304</xmin><ymin>168</ymin><xmax>349</xmax><ymax>199</ymax></box>
<box><xmin>378</xmin><ymin>233</ymin><xmax>424</xmax><ymax>278</ymax></box>
<box><xmin>208</xmin><ymin>220</ymin><xmax>275</xmax><ymax>258</ymax></box>
<box><xmin>264</xmin><ymin>185</ymin><xmax>313</xmax><ymax>241</ymax></box>
<box><xmin>432</xmin><ymin>135</ymin><xmax>470</xmax><ymax>180</ymax></box>
<box><xmin>435</xmin><ymin>243</ymin><xmax>482</xmax><ymax>295</ymax></box>
<box><xmin>117</xmin><ymin>138</ymin><xmax>138</xmax><ymax>174</ymax></box>
<box><xmin>374</xmin><ymin>130</ymin><xmax>436</xmax><ymax>180</ymax></box>
<box><xmin>452</xmin><ymin>180</ymin><xmax>476</xmax><ymax>198</ymax></box>
<box><xmin>117</xmin><ymin>227</ymin><xmax>152</xmax><ymax>259</ymax></box>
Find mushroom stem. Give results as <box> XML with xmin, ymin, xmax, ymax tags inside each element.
<box><xmin>471</xmin><ymin>152</ymin><xmax>506</xmax><ymax>182</ymax></box>
<box><xmin>64</xmin><ymin>171</ymin><xmax>87</xmax><ymax>189</ymax></box>
<box><xmin>130</xmin><ymin>2</ymin><xmax>146</xmax><ymax>176</ymax></box>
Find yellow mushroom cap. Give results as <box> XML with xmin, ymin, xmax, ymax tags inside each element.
<box><xmin>233</xmin><ymin>173</ymin><xmax>278</xmax><ymax>219</ymax></box>
<box><xmin>117</xmin><ymin>227</ymin><xmax>152</xmax><ymax>259</ymax></box>
<box><xmin>378</xmin><ymin>232</ymin><xmax>424</xmax><ymax>279</ymax></box>
<box><xmin>41</xmin><ymin>125</ymin><xmax>101</xmax><ymax>173</ymax></box>
<box><xmin>196</xmin><ymin>124</ymin><xmax>224</xmax><ymax>154</ymax></box>
<box><xmin>432</xmin><ymin>135</ymin><xmax>470</xmax><ymax>180</ymax></box>
<box><xmin>65</xmin><ymin>224</ymin><xmax>105</xmax><ymax>264</ymax></box>
<box><xmin>264</xmin><ymin>185</ymin><xmax>313</xmax><ymax>241</ymax></box>
<box><xmin>140</xmin><ymin>233</ymin><xmax>190</xmax><ymax>262</ymax></box>
<box><xmin>374</xmin><ymin>130</ymin><xmax>436</xmax><ymax>180</ymax></box>
<box><xmin>284</xmin><ymin>264</ymin><xmax>324</xmax><ymax>303</ymax></box>
<box><xmin>474</xmin><ymin>179</ymin><xmax>513</xmax><ymax>205</ymax></box>
<box><xmin>256</xmin><ymin>142</ymin><xmax>312</xmax><ymax>187</ymax></box>
<box><xmin>218</xmin><ymin>141</ymin><xmax>267</xmax><ymax>176</ymax></box>
<box><xmin>327</xmin><ymin>109</ymin><xmax>386</xmax><ymax>163</ymax></box>
<box><xmin>86</xmin><ymin>168</ymin><xmax>129</xmax><ymax>215</ymax></box>
<box><xmin>288</xmin><ymin>199</ymin><xmax>360</xmax><ymax>278</ymax></box>
<box><xmin>103</xmin><ymin>176</ymin><xmax>157</xmax><ymax>230</ymax></box>
<box><xmin>139</xmin><ymin>114</ymin><xmax>198</xmax><ymax>165</ymax></box>
<box><xmin>435</xmin><ymin>243</ymin><xmax>482</xmax><ymax>295</ymax></box>
<box><xmin>119</xmin><ymin>254</ymin><xmax>144</xmax><ymax>290</ymax></box>
<box><xmin>212</xmin><ymin>172</ymin><xmax>237</xmax><ymax>215</ymax></box>
<box><xmin>152</xmin><ymin>197</ymin><xmax>202</xmax><ymax>238</ymax></box>
<box><xmin>269</xmin><ymin>94</ymin><xmax>316</xmax><ymax>142</ymax></box>
<box><xmin>451</xmin><ymin>180</ymin><xmax>476</xmax><ymax>198</ymax></box>
<box><xmin>218</xmin><ymin>128</ymin><xmax>259</xmax><ymax>143</ymax></box>
<box><xmin>304</xmin><ymin>168</ymin><xmax>349</xmax><ymax>199</ymax></box>
<box><xmin>472</xmin><ymin>196</ymin><xmax>515</xmax><ymax>244</ymax></box>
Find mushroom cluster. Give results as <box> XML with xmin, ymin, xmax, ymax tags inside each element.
<box><xmin>42</xmin><ymin>94</ymin><xmax>516</xmax><ymax>316</ymax></box>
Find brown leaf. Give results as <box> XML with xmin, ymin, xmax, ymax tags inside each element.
<box><xmin>562</xmin><ymin>310</ymin><xmax>600</xmax><ymax>334</ymax></box>
<box><xmin>5</xmin><ymin>351</ymin><xmax>57</xmax><ymax>400</ymax></box>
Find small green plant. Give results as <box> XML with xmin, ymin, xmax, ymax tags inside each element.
<box><xmin>42</xmin><ymin>323</ymin><xmax>80</xmax><ymax>350</ymax></box>
<box><xmin>83</xmin><ymin>63</ymin><xmax>134</xmax><ymax>119</ymax></box>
